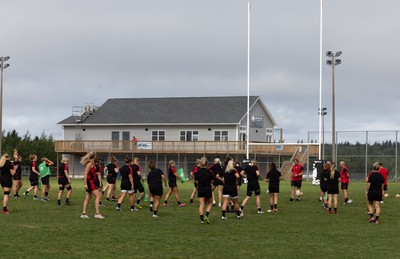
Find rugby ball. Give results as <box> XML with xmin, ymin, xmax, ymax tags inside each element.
<box><xmin>295</xmin><ymin>190</ymin><xmax>301</xmax><ymax>196</ymax></box>
<box><xmin>384</xmin><ymin>193</ymin><xmax>389</xmax><ymax>198</ymax></box>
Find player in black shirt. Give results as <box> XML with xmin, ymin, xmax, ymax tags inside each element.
<box><xmin>209</xmin><ymin>158</ymin><xmax>223</xmax><ymax>207</ymax></box>
<box><xmin>131</xmin><ymin>157</ymin><xmax>145</xmax><ymax>209</ymax></box>
<box><xmin>265</xmin><ymin>162</ymin><xmax>281</xmax><ymax>213</ymax></box>
<box><xmin>216</xmin><ymin>160</ymin><xmax>242</xmax><ymax>220</ymax></box>
<box><xmin>240</xmin><ymin>160</ymin><xmax>263</xmax><ymax>214</ymax></box>
<box><xmin>324</xmin><ymin>162</ymin><xmax>341</xmax><ymax>214</ymax></box>
<box><xmin>57</xmin><ymin>157</ymin><xmax>72</xmax><ymax>206</ymax></box>
<box><xmin>147</xmin><ymin>161</ymin><xmax>167</xmax><ymax>218</ymax></box>
<box><xmin>23</xmin><ymin>154</ymin><xmax>40</xmax><ymax>200</ymax></box>
<box><xmin>319</xmin><ymin>163</ymin><xmax>330</xmax><ymax>210</ymax></box>
<box><xmin>367</xmin><ymin>162</ymin><xmax>385</xmax><ymax>224</ymax></box>
<box><xmin>0</xmin><ymin>153</ymin><xmax>16</xmax><ymax>214</ymax></box>
<box><xmin>104</xmin><ymin>156</ymin><xmax>119</xmax><ymax>202</ymax></box>
<box><xmin>189</xmin><ymin>159</ymin><xmax>201</xmax><ymax>204</ymax></box>
<box><xmin>234</xmin><ymin>161</ymin><xmax>244</xmax><ymax>193</ymax></box>
<box><xmin>163</xmin><ymin>160</ymin><xmax>185</xmax><ymax>207</ymax></box>
<box><xmin>116</xmin><ymin>157</ymin><xmax>136</xmax><ymax>212</ymax></box>
<box><xmin>12</xmin><ymin>150</ymin><xmax>23</xmax><ymax>198</ymax></box>
<box><xmin>195</xmin><ymin>157</ymin><xmax>214</xmax><ymax>224</ymax></box>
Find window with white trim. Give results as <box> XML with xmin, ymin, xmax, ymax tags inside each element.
<box><xmin>266</xmin><ymin>128</ymin><xmax>274</xmax><ymax>143</ymax></box>
<box><xmin>180</xmin><ymin>131</ymin><xmax>199</xmax><ymax>141</ymax></box>
<box><xmin>214</xmin><ymin>131</ymin><xmax>228</xmax><ymax>141</ymax></box>
<box><xmin>152</xmin><ymin>131</ymin><xmax>165</xmax><ymax>141</ymax></box>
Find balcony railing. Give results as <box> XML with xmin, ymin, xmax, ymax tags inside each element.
<box><xmin>55</xmin><ymin>140</ymin><xmax>319</xmax><ymax>156</ymax></box>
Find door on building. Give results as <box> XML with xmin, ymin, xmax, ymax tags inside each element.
<box><xmin>122</xmin><ymin>131</ymin><xmax>130</xmax><ymax>151</ymax></box>
<box><xmin>112</xmin><ymin>131</ymin><xmax>120</xmax><ymax>150</ymax></box>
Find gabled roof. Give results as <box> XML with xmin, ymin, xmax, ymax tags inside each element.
<box><xmin>58</xmin><ymin>96</ymin><xmax>277</xmax><ymax>126</ymax></box>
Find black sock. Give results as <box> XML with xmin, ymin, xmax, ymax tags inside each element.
<box><xmin>206</xmin><ymin>211</ymin><xmax>210</xmax><ymax>217</ymax></box>
<box><xmin>106</xmin><ymin>198</ymin><xmax>110</xmax><ymax>201</ymax></box>
<box><xmin>258</xmin><ymin>208</ymin><xmax>262</xmax><ymax>212</ymax></box>
<box><xmin>66</xmin><ymin>198</ymin><xmax>69</xmax><ymax>202</ymax></box>
<box><xmin>369</xmin><ymin>213</ymin><xmax>374</xmax><ymax>219</ymax></box>
<box><xmin>136</xmin><ymin>199</ymin><xmax>141</xmax><ymax>204</ymax></box>
<box><xmin>154</xmin><ymin>210</ymin><xmax>158</xmax><ymax>215</ymax></box>
<box><xmin>3</xmin><ymin>206</ymin><xmax>6</xmax><ymax>211</ymax></box>
<box><xmin>25</xmin><ymin>191</ymin><xmax>28</xmax><ymax>195</ymax></box>
<box><xmin>164</xmin><ymin>200</ymin><xmax>168</xmax><ymax>204</ymax></box>
<box><xmin>45</xmin><ymin>192</ymin><xmax>49</xmax><ymax>197</ymax></box>
<box><xmin>236</xmin><ymin>210</ymin><xmax>241</xmax><ymax>216</ymax></box>
<box><xmin>241</xmin><ymin>206</ymin><xmax>244</xmax><ymax>210</ymax></box>
<box><xmin>150</xmin><ymin>201</ymin><xmax>154</xmax><ymax>206</ymax></box>
<box><xmin>34</xmin><ymin>195</ymin><xmax>37</xmax><ymax>198</ymax></box>
<box><xmin>200</xmin><ymin>215</ymin><xmax>204</xmax><ymax>221</ymax></box>
<box><xmin>375</xmin><ymin>216</ymin><xmax>380</xmax><ymax>220</ymax></box>
<box><xmin>334</xmin><ymin>208</ymin><xmax>337</xmax><ymax>212</ymax></box>
<box><xmin>57</xmin><ymin>199</ymin><xmax>61</xmax><ymax>203</ymax></box>
<box><xmin>178</xmin><ymin>201</ymin><xmax>181</xmax><ymax>205</ymax></box>
<box><xmin>222</xmin><ymin>211</ymin><xmax>226</xmax><ymax>217</ymax></box>
<box><xmin>270</xmin><ymin>205</ymin><xmax>274</xmax><ymax>210</ymax></box>
<box><xmin>190</xmin><ymin>199</ymin><xmax>193</xmax><ymax>203</ymax></box>
<box><xmin>117</xmin><ymin>203</ymin><xmax>121</xmax><ymax>208</ymax></box>
<box><xmin>329</xmin><ymin>208</ymin><xmax>332</xmax><ymax>211</ymax></box>
<box><xmin>131</xmin><ymin>205</ymin><xmax>135</xmax><ymax>210</ymax></box>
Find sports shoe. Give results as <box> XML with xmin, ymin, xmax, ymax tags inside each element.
<box><xmin>296</xmin><ymin>198</ymin><xmax>301</xmax><ymax>201</ymax></box>
<box><xmin>218</xmin><ymin>202</ymin><xmax>222</xmax><ymax>207</ymax></box>
<box><xmin>41</xmin><ymin>197</ymin><xmax>47</xmax><ymax>202</ymax></box>
<box><xmin>2</xmin><ymin>209</ymin><xmax>9</xmax><ymax>214</ymax></box>
<box><xmin>163</xmin><ymin>203</ymin><xmax>168</xmax><ymax>207</ymax></box>
<box><xmin>116</xmin><ymin>207</ymin><xmax>121</xmax><ymax>211</ymax></box>
<box><xmin>57</xmin><ymin>202</ymin><xmax>61</xmax><ymax>206</ymax></box>
<box><xmin>343</xmin><ymin>202</ymin><xmax>347</xmax><ymax>205</ymax></box>
<box><xmin>369</xmin><ymin>217</ymin><xmax>375</xmax><ymax>223</ymax></box>
<box><xmin>80</xmin><ymin>214</ymin><xmax>90</xmax><ymax>219</ymax></box>
<box><xmin>239</xmin><ymin>209</ymin><xmax>244</xmax><ymax>217</ymax></box>
<box><xmin>99</xmin><ymin>203</ymin><xmax>106</xmax><ymax>207</ymax></box>
<box><xmin>135</xmin><ymin>204</ymin><xmax>143</xmax><ymax>209</ymax></box>
<box><xmin>65</xmin><ymin>201</ymin><xmax>72</xmax><ymax>206</ymax></box>
<box><xmin>258</xmin><ymin>210</ymin><xmax>264</xmax><ymax>214</ymax></box>
<box><xmin>33</xmin><ymin>197</ymin><xmax>38</xmax><ymax>200</ymax></box>
<box><xmin>152</xmin><ymin>214</ymin><xmax>158</xmax><ymax>218</ymax></box>
<box><xmin>14</xmin><ymin>195</ymin><xmax>19</xmax><ymax>199</ymax></box>
<box><xmin>319</xmin><ymin>197</ymin><xmax>323</xmax><ymax>202</ymax></box>
<box><xmin>212</xmin><ymin>201</ymin><xmax>216</xmax><ymax>206</ymax></box>
<box><xmin>267</xmin><ymin>209</ymin><xmax>273</xmax><ymax>213</ymax></box>
<box><xmin>23</xmin><ymin>193</ymin><xmax>28</xmax><ymax>199</ymax></box>
<box><xmin>328</xmin><ymin>210</ymin><xmax>333</xmax><ymax>214</ymax></box>
<box><xmin>131</xmin><ymin>208</ymin><xmax>138</xmax><ymax>212</ymax></box>
<box><xmin>221</xmin><ymin>216</ymin><xmax>228</xmax><ymax>220</ymax></box>
<box><xmin>200</xmin><ymin>221</ymin><xmax>204</xmax><ymax>224</ymax></box>
<box><xmin>374</xmin><ymin>220</ymin><xmax>380</xmax><ymax>224</ymax></box>
<box><xmin>273</xmin><ymin>209</ymin><xmax>279</xmax><ymax>212</ymax></box>
<box><xmin>94</xmin><ymin>213</ymin><xmax>105</xmax><ymax>220</ymax></box>
<box><xmin>237</xmin><ymin>215</ymin><xmax>242</xmax><ymax>219</ymax></box>
<box><xmin>204</xmin><ymin>216</ymin><xmax>210</xmax><ymax>224</ymax></box>
<box><xmin>178</xmin><ymin>203</ymin><xmax>186</xmax><ymax>207</ymax></box>
<box><xmin>289</xmin><ymin>198</ymin><xmax>294</xmax><ymax>202</ymax></box>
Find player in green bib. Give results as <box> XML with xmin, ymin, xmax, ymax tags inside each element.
<box><xmin>39</xmin><ymin>157</ymin><xmax>54</xmax><ymax>201</ymax></box>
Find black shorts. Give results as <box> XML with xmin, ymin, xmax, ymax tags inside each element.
<box><xmin>13</xmin><ymin>173</ymin><xmax>22</xmax><ymax>181</ymax></box>
<box><xmin>368</xmin><ymin>190</ymin><xmax>382</xmax><ymax>202</ymax></box>
<box><xmin>86</xmin><ymin>180</ymin><xmax>99</xmax><ymax>193</ymax></box>
<box><xmin>121</xmin><ymin>182</ymin><xmax>133</xmax><ymax>192</ymax></box>
<box><xmin>198</xmin><ymin>186</ymin><xmax>212</xmax><ymax>199</ymax></box>
<box><xmin>341</xmin><ymin>182</ymin><xmax>349</xmax><ymax>190</ymax></box>
<box><xmin>269</xmin><ymin>183</ymin><xmax>280</xmax><ymax>193</ymax></box>
<box><xmin>41</xmin><ymin>175</ymin><xmax>50</xmax><ymax>185</ymax></box>
<box><xmin>149</xmin><ymin>185</ymin><xmax>163</xmax><ymax>196</ymax></box>
<box><xmin>58</xmin><ymin>177</ymin><xmax>69</xmax><ymax>186</ymax></box>
<box><xmin>320</xmin><ymin>183</ymin><xmax>328</xmax><ymax>193</ymax></box>
<box><xmin>213</xmin><ymin>179</ymin><xmax>223</xmax><ymax>186</ymax></box>
<box><xmin>1</xmin><ymin>177</ymin><xmax>12</xmax><ymax>188</ymax></box>
<box><xmin>223</xmin><ymin>185</ymin><xmax>238</xmax><ymax>199</ymax></box>
<box><xmin>327</xmin><ymin>186</ymin><xmax>339</xmax><ymax>195</ymax></box>
<box><xmin>291</xmin><ymin>180</ymin><xmax>302</xmax><ymax>189</ymax></box>
<box><xmin>168</xmin><ymin>180</ymin><xmax>177</xmax><ymax>189</ymax></box>
<box><xmin>107</xmin><ymin>175</ymin><xmax>117</xmax><ymax>184</ymax></box>
<box><xmin>246</xmin><ymin>181</ymin><xmax>261</xmax><ymax>196</ymax></box>
<box><xmin>134</xmin><ymin>181</ymin><xmax>145</xmax><ymax>193</ymax></box>
<box><xmin>384</xmin><ymin>185</ymin><xmax>388</xmax><ymax>191</ymax></box>
<box><xmin>29</xmin><ymin>175</ymin><xmax>39</xmax><ymax>186</ymax></box>
<box><xmin>237</xmin><ymin>177</ymin><xmax>242</xmax><ymax>186</ymax></box>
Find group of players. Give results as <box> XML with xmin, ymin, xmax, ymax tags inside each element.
<box><xmin>0</xmin><ymin>149</ymin><xmax>390</xmax><ymax>224</ymax></box>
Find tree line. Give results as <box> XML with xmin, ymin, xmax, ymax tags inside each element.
<box><xmin>2</xmin><ymin>129</ymin><xmax>56</xmax><ymax>165</ymax></box>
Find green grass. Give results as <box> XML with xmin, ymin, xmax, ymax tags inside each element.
<box><xmin>1</xmin><ymin>178</ymin><xmax>400</xmax><ymax>258</ymax></box>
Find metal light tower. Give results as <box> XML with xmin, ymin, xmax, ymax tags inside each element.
<box><xmin>326</xmin><ymin>51</ymin><xmax>341</xmax><ymax>163</ymax></box>
<box><xmin>0</xmin><ymin>56</ymin><xmax>10</xmax><ymax>155</ymax></box>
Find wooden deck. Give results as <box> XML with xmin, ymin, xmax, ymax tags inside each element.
<box><xmin>55</xmin><ymin>140</ymin><xmax>319</xmax><ymax>156</ymax></box>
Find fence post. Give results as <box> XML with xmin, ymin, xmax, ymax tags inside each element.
<box><xmin>396</xmin><ymin>131</ymin><xmax>398</xmax><ymax>182</ymax></box>
<box><xmin>365</xmin><ymin>131</ymin><xmax>369</xmax><ymax>179</ymax></box>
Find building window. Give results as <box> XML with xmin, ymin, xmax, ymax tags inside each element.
<box><xmin>180</xmin><ymin>131</ymin><xmax>199</xmax><ymax>141</ymax></box>
<box><xmin>152</xmin><ymin>131</ymin><xmax>165</xmax><ymax>141</ymax></box>
<box><xmin>214</xmin><ymin>131</ymin><xmax>228</xmax><ymax>141</ymax></box>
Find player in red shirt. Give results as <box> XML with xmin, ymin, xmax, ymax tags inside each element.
<box><xmin>189</xmin><ymin>159</ymin><xmax>201</xmax><ymax>204</ymax></box>
<box><xmin>290</xmin><ymin>159</ymin><xmax>304</xmax><ymax>201</ymax></box>
<box><xmin>378</xmin><ymin>162</ymin><xmax>389</xmax><ymax>203</ymax></box>
<box><xmin>339</xmin><ymin>161</ymin><xmax>351</xmax><ymax>204</ymax></box>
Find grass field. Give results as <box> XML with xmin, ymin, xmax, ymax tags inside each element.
<box><xmin>1</xmin><ymin>178</ymin><xmax>400</xmax><ymax>259</ymax></box>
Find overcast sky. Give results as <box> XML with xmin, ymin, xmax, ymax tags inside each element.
<box><xmin>1</xmin><ymin>0</ymin><xmax>399</xmax><ymax>143</ymax></box>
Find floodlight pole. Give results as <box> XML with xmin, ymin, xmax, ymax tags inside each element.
<box><xmin>318</xmin><ymin>0</ymin><xmax>324</xmax><ymax>160</ymax></box>
<box><xmin>246</xmin><ymin>0</ymin><xmax>251</xmax><ymax>159</ymax></box>
<box><xmin>0</xmin><ymin>56</ymin><xmax>10</xmax><ymax>155</ymax></box>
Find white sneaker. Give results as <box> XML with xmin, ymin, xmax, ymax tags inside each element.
<box><xmin>237</xmin><ymin>215</ymin><xmax>242</xmax><ymax>219</ymax></box>
<box><xmin>131</xmin><ymin>208</ymin><xmax>138</xmax><ymax>212</ymax></box>
<box><xmin>267</xmin><ymin>209</ymin><xmax>272</xmax><ymax>213</ymax></box>
<box><xmin>116</xmin><ymin>207</ymin><xmax>121</xmax><ymax>211</ymax></box>
<box><xmin>258</xmin><ymin>210</ymin><xmax>264</xmax><ymax>214</ymax></box>
<box><xmin>218</xmin><ymin>202</ymin><xmax>222</xmax><ymax>207</ymax></box>
<box><xmin>94</xmin><ymin>213</ymin><xmax>105</xmax><ymax>220</ymax></box>
<box><xmin>239</xmin><ymin>209</ymin><xmax>244</xmax><ymax>217</ymax></box>
<box><xmin>221</xmin><ymin>216</ymin><xmax>228</xmax><ymax>220</ymax></box>
<box><xmin>152</xmin><ymin>214</ymin><xmax>158</xmax><ymax>218</ymax></box>
<box><xmin>80</xmin><ymin>214</ymin><xmax>90</xmax><ymax>219</ymax></box>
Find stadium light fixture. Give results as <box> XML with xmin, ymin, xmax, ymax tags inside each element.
<box><xmin>0</xmin><ymin>56</ymin><xmax>11</xmax><ymax>155</ymax></box>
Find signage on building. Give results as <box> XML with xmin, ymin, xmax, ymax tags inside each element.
<box><xmin>251</xmin><ymin>116</ymin><xmax>264</xmax><ymax>128</ymax></box>
<box><xmin>137</xmin><ymin>142</ymin><xmax>152</xmax><ymax>150</ymax></box>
